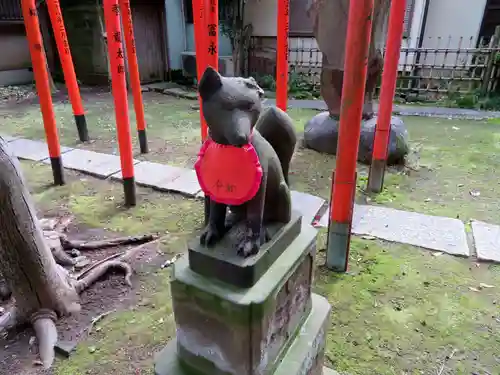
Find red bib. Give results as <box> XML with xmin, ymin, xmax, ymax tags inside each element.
<box><xmin>195</xmin><ymin>138</ymin><xmax>263</xmax><ymax>205</ymax></box>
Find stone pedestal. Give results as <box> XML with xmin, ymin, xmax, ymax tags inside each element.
<box><xmin>154</xmin><ymin>213</ymin><xmax>334</xmax><ymax>375</ymax></box>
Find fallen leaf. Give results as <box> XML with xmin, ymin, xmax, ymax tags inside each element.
<box><xmin>88</xmin><ymin>346</ymin><xmax>97</xmax><ymax>353</ymax></box>
<box><xmin>470</xmin><ymin>190</ymin><xmax>481</xmax><ymax>197</ymax></box>
<box><xmin>479</xmin><ymin>283</ymin><xmax>494</xmax><ymax>289</ymax></box>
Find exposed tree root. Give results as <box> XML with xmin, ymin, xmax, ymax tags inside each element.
<box><xmin>1</xmin><ymin>214</ymin><xmax>160</xmax><ymax>369</ymax></box>
<box><xmin>61</xmin><ymin>234</ymin><xmax>158</xmax><ymax>251</ymax></box>
<box><xmin>31</xmin><ymin>309</ymin><xmax>58</xmax><ymax>369</ymax></box>
<box><xmin>75</xmin><ymin>261</ymin><xmax>133</xmax><ymax>294</ymax></box>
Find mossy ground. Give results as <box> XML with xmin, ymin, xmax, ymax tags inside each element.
<box><xmin>14</xmin><ymin>161</ymin><xmax>203</xmax><ymax>375</ymax></box>
<box><xmin>2</xmin><ymin>92</ymin><xmax>499</xmax><ymax>224</ymax></box>
<box><xmin>315</xmin><ymin>231</ymin><xmax>500</xmax><ymax>375</ymax></box>
<box><xmin>1</xmin><ymin>92</ymin><xmax>499</xmax><ymax>374</ymax></box>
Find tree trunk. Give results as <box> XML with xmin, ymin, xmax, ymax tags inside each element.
<box><xmin>0</xmin><ymin>138</ymin><xmax>80</xmax><ymax>325</ymax></box>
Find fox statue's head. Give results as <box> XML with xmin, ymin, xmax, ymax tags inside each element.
<box><xmin>198</xmin><ymin>66</ymin><xmax>264</xmax><ymax>147</ymax></box>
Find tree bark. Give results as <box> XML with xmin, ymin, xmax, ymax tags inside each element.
<box><xmin>0</xmin><ymin>268</ymin><xmax>10</xmax><ymax>301</ymax></box>
<box><xmin>0</xmin><ymin>138</ymin><xmax>80</xmax><ymax>325</ymax></box>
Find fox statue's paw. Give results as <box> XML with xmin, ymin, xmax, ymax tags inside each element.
<box><xmin>236</xmin><ymin>227</ymin><xmax>270</xmax><ymax>257</ymax></box>
<box><xmin>200</xmin><ymin>225</ymin><xmax>225</xmax><ymax>247</ymax></box>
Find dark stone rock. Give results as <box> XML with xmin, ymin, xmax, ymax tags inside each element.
<box><xmin>303</xmin><ymin>111</ymin><xmax>409</xmax><ymax>165</ymax></box>
<box><xmin>55</xmin><ymin>340</ymin><xmax>78</xmax><ymax>358</ymax></box>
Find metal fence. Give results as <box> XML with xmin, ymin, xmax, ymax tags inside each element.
<box><xmin>247</xmin><ymin>33</ymin><xmax>500</xmax><ymax>100</ymax></box>
<box><xmin>0</xmin><ymin>0</ymin><xmax>23</xmax><ymax>21</ymax></box>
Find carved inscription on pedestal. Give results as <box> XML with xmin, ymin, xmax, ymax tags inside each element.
<box><xmin>255</xmin><ymin>246</ymin><xmax>315</xmax><ymax>374</ymax></box>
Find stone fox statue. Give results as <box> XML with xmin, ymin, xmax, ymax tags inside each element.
<box><xmin>198</xmin><ymin>67</ymin><xmax>297</xmax><ymax>257</ymax></box>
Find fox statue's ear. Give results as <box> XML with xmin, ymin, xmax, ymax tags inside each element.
<box><xmin>199</xmin><ymin>66</ymin><xmax>222</xmax><ymax>101</ymax></box>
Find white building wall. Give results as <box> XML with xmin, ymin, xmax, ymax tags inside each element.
<box><xmin>245</xmin><ymin>0</ymin><xmax>488</xmax><ymax>74</ymax></box>
<box><xmin>420</xmin><ymin>0</ymin><xmax>487</xmax><ymax>67</ymax></box>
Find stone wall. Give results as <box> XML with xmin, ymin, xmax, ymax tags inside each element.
<box><xmin>62</xmin><ymin>3</ymin><xmax>109</xmax><ymax>85</ymax></box>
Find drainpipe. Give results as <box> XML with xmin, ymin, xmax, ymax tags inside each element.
<box><xmin>411</xmin><ymin>0</ymin><xmax>430</xmax><ymax>91</ymax></box>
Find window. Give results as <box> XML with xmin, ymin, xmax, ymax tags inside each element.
<box><xmin>0</xmin><ymin>0</ymin><xmax>23</xmax><ymax>21</ymax></box>
<box><xmin>289</xmin><ymin>0</ymin><xmax>314</xmax><ymax>36</ymax></box>
<box><xmin>184</xmin><ymin>0</ymin><xmax>194</xmax><ymax>24</ymax></box>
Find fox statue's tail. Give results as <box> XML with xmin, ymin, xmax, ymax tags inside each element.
<box><xmin>255</xmin><ymin>106</ymin><xmax>297</xmax><ymax>185</ymax></box>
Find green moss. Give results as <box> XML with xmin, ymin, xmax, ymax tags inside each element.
<box><xmin>20</xmin><ymin>162</ymin><xmax>204</xmax><ymax>238</ymax></box>
<box><xmin>14</xmin><ymin>161</ymin><xmax>500</xmax><ymax>375</ymax></box>
<box><xmin>315</xmin><ymin>233</ymin><xmax>500</xmax><ymax>375</ymax></box>
<box><xmin>55</xmin><ymin>271</ymin><xmax>175</xmax><ymax>375</ymax></box>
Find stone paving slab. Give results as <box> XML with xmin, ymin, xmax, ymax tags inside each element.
<box><xmin>0</xmin><ymin>134</ymin><xmax>19</xmax><ymax>142</ymax></box>
<box><xmin>319</xmin><ymin>204</ymin><xmax>470</xmax><ymax>256</ymax></box>
<box><xmin>9</xmin><ymin>138</ymin><xmax>72</xmax><ymax>162</ymax></box>
<box><xmin>193</xmin><ymin>189</ymin><xmax>326</xmax><ymax>225</ymax></box>
<box><xmin>471</xmin><ymin>220</ymin><xmax>500</xmax><ymax>262</ymax></box>
<box><xmin>290</xmin><ymin>190</ymin><xmax>325</xmax><ymax>225</ymax></box>
<box><xmin>42</xmin><ymin>148</ymin><xmax>139</xmax><ymax>178</ymax></box>
<box><xmin>158</xmin><ymin>169</ymin><xmax>201</xmax><ymax>197</ymax></box>
<box><xmin>142</xmin><ymin>81</ymin><xmax>179</xmax><ymax>92</ymax></box>
<box><xmin>163</xmin><ymin>88</ymin><xmax>198</xmax><ymax>100</ymax></box>
<box><xmin>110</xmin><ymin>160</ymin><xmax>185</xmax><ymax>188</ymax></box>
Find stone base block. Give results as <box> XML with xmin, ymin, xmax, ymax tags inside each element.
<box><xmin>169</xmin><ymin>219</ymin><xmax>318</xmax><ymax>375</ymax></box>
<box><xmin>188</xmin><ymin>212</ymin><xmax>302</xmax><ymax>288</ymax></box>
<box><xmin>155</xmin><ymin>294</ymin><xmax>332</xmax><ymax>375</ymax></box>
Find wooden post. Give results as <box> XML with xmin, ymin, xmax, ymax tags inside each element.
<box><xmin>326</xmin><ymin>0</ymin><xmax>374</xmax><ymax>272</ymax></box>
<box><xmin>21</xmin><ymin>0</ymin><xmax>64</xmax><ymax>186</ymax></box>
<box><xmin>482</xmin><ymin>25</ymin><xmax>500</xmax><ymax>95</ymax></box>
<box><xmin>276</xmin><ymin>0</ymin><xmax>290</xmax><ymax>111</ymax></box>
<box><xmin>103</xmin><ymin>0</ymin><xmax>136</xmax><ymax>207</ymax></box>
<box><xmin>119</xmin><ymin>0</ymin><xmax>149</xmax><ymax>154</ymax></box>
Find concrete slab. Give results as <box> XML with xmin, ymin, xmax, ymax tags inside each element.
<box><xmin>143</xmin><ymin>81</ymin><xmax>178</xmax><ymax>92</ymax></box>
<box><xmin>0</xmin><ymin>134</ymin><xmax>19</xmax><ymax>142</ymax></box>
<box><xmin>110</xmin><ymin>160</ymin><xmax>184</xmax><ymax>187</ymax></box>
<box><xmin>163</xmin><ymin>88</ymin><xmax>198</xmax><ymax>100</ymax></box>
<box><xmin>319</xmin><ymin>204</ymin><xmax>470</xmax><ymax>256</ymax></box>
<box><xmin>290</xmin><ymin>190</ymin><xmax>325</xmax><ymax>225</ymax></box>
<box><xmin>9</xmin><ymin>138</ymin><xmax>72</xmax><ymax>161</ymax></box>
<box><xmin>43</xmin><ymin>148</ymin><xmax>139</xmax><ymax>178</ymax></box>
<box><xmin>158</xmin><ymin>169</ymin><xmax>201</xmax><ymax>197</ymax></box>
<box><xmin>471</xmin><ymin>220</ymin><xmax>500</xmax><ymax>262</ymax></box>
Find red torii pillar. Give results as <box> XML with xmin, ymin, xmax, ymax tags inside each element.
<box><xmin>46</xmin><ymin>0</ymin><xmax>89</xmax><ymax>142</ymax></box>
<box><xmin>103</xmin><ymin>0</ymin><xmax>136</xmax><ymax>207</ymax></box>
<box><xmin>21</xmin><ymin>0</ymin><xmax>65</xmax><ymax>186</ymax></box>
<box><xmin>367</xmin><ymin>0</ymin><xmax>407</xmax><ymax>193</ymax></box>
<box><xmin>326</xmin><ymin>0</ymin><xmax>374</xmax><ymax>272</ymax></box>
<box><xmin>276</xmin><ymin>0</ymin><xmax>290</xmax><ymax>111</ymax></box>
<box><xmin>119</xmin><ymin>0</ymin><xmax>149</xmax><ymax>154</ymax></box>
<box><xmin>192</xmin><ymin>0</ymin><xmax>209</xmax><ymax>141</ymax></box>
